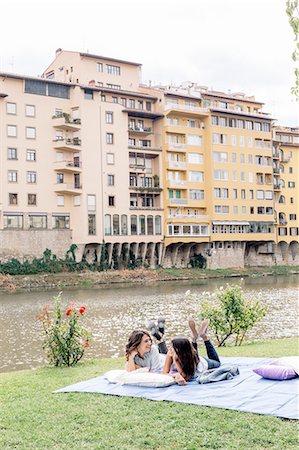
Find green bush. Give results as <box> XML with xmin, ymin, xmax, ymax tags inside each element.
<box><xmin>197</xmin><ymin>284</ymin><xmax>267</xmax><ymax>346</ymax></box>
<box><xmin>37</xmin><ymin>292</ymin><xmax>91</xmax><ymax>367</ymax></box>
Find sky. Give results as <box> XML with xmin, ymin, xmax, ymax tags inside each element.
<box><xmin>0</xmin><ymin>0</ymin><xmax>298</xmax><ymax>126</ymax></box>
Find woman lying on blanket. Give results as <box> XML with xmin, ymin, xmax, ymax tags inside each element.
<box><xmin>125</xmin><ymin>319</ymin><xmax>220</xmax><ymax>385</ymax></box>
<box><xmin>162</xmin><ymin>320</ymin><xmax>221</xmax><ymax>385</ymax></box>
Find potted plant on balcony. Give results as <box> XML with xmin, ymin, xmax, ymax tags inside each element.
<box><xmin>153</xmin><ymin>174</ymin><xmax>160</xmax><ymax>187</ymax></box>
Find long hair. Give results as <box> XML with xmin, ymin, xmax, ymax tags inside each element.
<box><xmin>172</xmin><ymin>337</ymin><xmax>199</xmax><ymax>380</ymax></box>
<box><xmin>125</xmin><ymin>330</ymin><xmax>152</xmax><ymax>361</ymax></box>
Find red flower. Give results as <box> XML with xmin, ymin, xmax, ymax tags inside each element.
<box><xmin>79</xmin><ymin>306</ymin><xmax>86</xmax><ymax>314</ymax></box>
<box><xmin>66</xmin><ymin>308</ymin><xmax>73</xmax><ymax>316</ymax></box>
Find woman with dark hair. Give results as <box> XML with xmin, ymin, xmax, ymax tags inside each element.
<box><xmin>125</xmin><ymin>329</ymin><xmax>166</xmax><ymax>373</ymax></box>
<box><xmin>162</xmin><ymin>319</ymin><xmax>221</xmax><ymax>385</ymax></box>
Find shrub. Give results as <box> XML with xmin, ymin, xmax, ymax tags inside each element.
<box><xmin>193</xmin><ymin>284</ymin><xmax>267</xmax><ymax>346</ymax></box>
<box><xmin>37</xmin><ymin>293</ymin><xmax>91</xmax><ymax>367</ymax></box>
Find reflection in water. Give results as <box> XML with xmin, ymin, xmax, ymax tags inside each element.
<box><xmin>0</xmin><ymin>275</ymin><xmax>298</xmax><ymax>373</ymax></box>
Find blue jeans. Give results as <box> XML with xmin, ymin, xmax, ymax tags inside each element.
<box><xmin>192</xmin><ymin>340</ymin><xmax>221</xmax><ymax>369</ymax></box>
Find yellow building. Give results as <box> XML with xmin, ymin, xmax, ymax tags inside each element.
<box><xmin>0</xmin><ymin>49</ymin><xmax>298</xmax><ymax>268</ymax></box>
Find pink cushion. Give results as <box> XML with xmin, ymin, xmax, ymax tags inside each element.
<box><xmin>253</xmin><ymin>364</ymin><xmax>297</xmax><ymax>380</ymax></box>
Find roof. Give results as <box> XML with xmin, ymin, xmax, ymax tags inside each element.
<box><xmin>80</xmin><ymin>52</ymin><xmax>141</xmax><ymax>67</ymax></box>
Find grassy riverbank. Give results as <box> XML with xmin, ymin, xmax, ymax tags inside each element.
<box><xmin>1</xmin><ymin>337</ymin><xmax>298</xmax><ymax>450</ymax></box>
<box><xmin>1</xmin><ymin>265</ymin><xmax>298</xmax><ymax>292</ymax></box>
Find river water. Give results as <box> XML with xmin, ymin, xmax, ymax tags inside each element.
<box><xmin>0</xmin><ymin>274</ymin><xmax>298</xmax><ymax>373</ymax></box>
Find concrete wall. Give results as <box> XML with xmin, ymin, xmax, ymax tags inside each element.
<box><xmin>0</xmin><ymin>229</ymin><xmax>72</xmax><ymax>261</ymax></box>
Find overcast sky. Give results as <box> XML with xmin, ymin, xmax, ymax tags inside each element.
<box><xmin>1</xmin><ymin>0</ymin><xmax>298</xmax><ymax>126</ymax></box>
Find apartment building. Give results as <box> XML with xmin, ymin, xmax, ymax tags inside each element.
<box><xmin>0</xmin><ymin>49</ymin><xmax>164</xmax><ymax>266</ymax></box>
<box><xmin>0</xmin><ymin>49</ymin><xmax>298</xmax><ymax>268</ymax></box>
<box><xmin>272</xmin><ymin>126</ymin><xmax>299</xmax><ymax>264</ymax></box>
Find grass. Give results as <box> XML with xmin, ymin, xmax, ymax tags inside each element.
<box><xmin>1</xmin><ymin>337</ymin><xmax>298</xmax><ymax>450</ymax></box>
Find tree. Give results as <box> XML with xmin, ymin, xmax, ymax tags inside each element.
<box><xmin>286</xmin><ymin>0</ymin><xmax>299</xmax><ymax>98</ymax></box>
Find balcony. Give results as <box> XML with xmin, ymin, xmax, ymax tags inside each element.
<box><xmin>54</xmin><ymin>183</ymin><xmax>82</xmax><ymax>195</ymax></box>
<box><xmin>128</xmin><ymin>126</ymin><xmax>152</xmax><ymax>134</ymax></box>
<box><xmin>54</xmin><ymin>160</ymin><xmax>82</xmax><ymax>173</ymax></box>
<box><xmin>167</xmin><ymin>179</ymin><xmax>188</xmax><ymax>189</ymax></box>
<box><xmin>273</xmin><ymin>167</ymin><xmax>280</xmax><ymax>174</ymax></box>
<box><xmin>281</xmin><ymin>155</ymin><xmax>291</xmax><ymax>163</ymax></box>
<box><xmin>52</xmin><ymin>115</ymin><xmax>81</xmax><ymax>131</ymax></box>
<box><xmin>273</xmin><ymin>184</ymin><xmax>281</xmax><ymax>191</ymax></box>
<box><xmin>53</xmin><ymin>138</ymin><xmax>82</xmax><ymax>152</ymax></box>
<box><xmin>128</xmin><ymin>144</ymin><xmax>162</xmax><ymax>152</ymax></box>
<box><xmin>168</xmin><ymin>214</ymin><xmax>208</xmax><ymax>220</ymax></box>
<box><xmin>129</xmin><ymin>185</ymin><xmax>162</xmax><ymax>193</ymax></box>
<box><xmin>169</xmin><ymin>198</ymin><xmax>188</xmax><ymax>205</ymax></box>
<box><xmin>272</xmin><ymin>151</ymin><xmax>280</xmax><ymax>159</ymax></box>
<box><xmin>165</xmin><ymin>103</ymin><xmax>209</xmax><ymax>116</ymax></box>
<box><xmin>167</xmin><ymin>161</ymin><xmax>187</xmax><ymax>170</ymax></box>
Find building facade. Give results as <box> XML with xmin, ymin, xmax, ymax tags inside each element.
<box><xmin>0</xmin><ymin>49</ymin><xmax>298</xmax><ymax>268</ymax></box>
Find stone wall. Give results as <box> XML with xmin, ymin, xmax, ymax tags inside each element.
<box><xmin>0</xmin><ymin>229</ymin><xmax>72</xmax><ymax>261</ymax></box>
<box><xmin>206</xmin><ymin>244</ymin><xmax>245</xmax><ymax>269</ymax></box>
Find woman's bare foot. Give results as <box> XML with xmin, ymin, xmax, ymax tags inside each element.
<box><xmin>188</xmin><ymin>319</ymin><xmax>199</xmax><ymax>342</ymax></box>
<box><xmin>198</xmin><ymin>319</ymin><xmax>210</xmax><ymax>341</ymax></box>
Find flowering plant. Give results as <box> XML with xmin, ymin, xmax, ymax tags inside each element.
<box><xmin>38</xmin><ymin>292</ymin><xmax>91</xmax><ymax>367</ymax></box>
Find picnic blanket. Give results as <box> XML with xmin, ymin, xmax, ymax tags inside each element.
<box><xmin>54</xmin><ymin>357</ymin><xmax>299</xmax><ymax>420</ymax></box>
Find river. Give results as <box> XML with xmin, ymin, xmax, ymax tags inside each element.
<box><xmin>0</xmin><ymin>274</ymin><xmax>298</xmax><ymax>373</ymax></box>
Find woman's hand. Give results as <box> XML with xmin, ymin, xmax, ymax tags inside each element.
<box><xmin>174</xmin><ymin>373</ymin><xmax>187</xmax><ymax>385</ymax></box>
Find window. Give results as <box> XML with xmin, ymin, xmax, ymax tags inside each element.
<box><xmin>188</xmin><ymin>153</ymin><xmax>203</xmax><ymax>164</ymax></box>
<box><xmin>101</xmin><ymin>95</ymin><xmax>106</xmax><ymax>102</ymax></box>
<box><xmin>25</xmin><ymin>105</ymin><xmax>35</xmax><ymax>117</ymax></box>
<box><xmin>88</xmin><ymin>214</ymin><xmax>96</xmax><ymax>235</ymax></box>
<box><xmin>105</xmin><ymin>214</ymin><xmax>111</xmax><ymax>235</ymax></box>
<box><xmin>87</xmin><ymin>195</ymin><xmax>96</xmax><ymax>211</ymax></box>
<box><xmin>188</xmin><ymin>134</ymin><xmax>202</xmax><ymax>146</ymax></box>
<box><xmin>242</xmin><ymin>206</ymin><xmax>246</xmax><ymax>214</ymax></box>
<box><xmin>249</xmin><ymin>190</ymin><xmax>254</xmax><ymax>200</ymax></box>
<box><xmin>248</xmin><ymin>154</ymin><xmax>253</xmax><ymax>164</ymax></box>
<box><xmin>74</xmin><ymin>195</ymin><xmax>81</xmax><ymax>206</ymax></box>
<box><xmin>232</xmin><ymin>153</ymin><xmax>237</xmax><ymax>163</ymax></box>
<box><xmin>129</xmin><ymin>99</ymin><xmax>135</xmax><ymax>109</ymax></box>
<box><xmin>112</xmin><ymin>96</ymin><xmax>118</xmax><ymax>103</ymax></box>
<box><xmin>9</xmin><ymin>193</ymin><xmax>18</xmax><ymax>205</ymax></box>
<box><xmin>265</xmin><ymin>191</ymin><xmax>273</xmax><ymax>200</ymax></box>
<box><xmin>241</xmin><ymin>189</ymin><xmax>246</xmax><ymax>199</ymax></box>
<box><xmin>213</xmin><ymin>151</ymin><xmax>228</xmax><ymax>162</ymax></box>
<box><xmin>288</xmin><ymin>181</ymin><xmax>296</xmax><ymax>188</ymax></box>
<box><xmin>233</xmin><ymin>188</ymin><xmax>238</xmax><ymax>199</ymax></box>
<box><xmin>248</xmin><ymin>172</ymin><xmax>253</xmax><ymax>183</ymax></box>
<box><xmin>8</xmin><ymin>170</ymin><xmax>17</xmax><ymax>182</ymax></box>
<box><xmin>105</xmin><ymin>112</ymin><xmax>113</xmax><ymax>124</ymax></box>
<box><xmin>108</xmin><ymin>196</ymin><xmax>115</xmax><ymax>206</ymax></box>
<box><xmin>27</xmin><ymin>171</ymin><xmax>37</xmax><ymax>183</ymax></box>
<box><xmin>113</xmin><ymin>214</ymin><xmax>119</xmax><ymax>235</ymax></box>
<box><xmin>7</xmin><ymin>125</ymin><xmax>17</xmax><ymax>137</ymax></box>
<box><xmin>254</xmin><ymin>122</ymin><xmax>261</xmax><ymax>131</ymax></box>
<box><xmin>8</xmin><ymin>147</ymin><xmax>17</xmax><ymax>159</ymax></box>
<box><xmin>131</xmin><ymin>215</ymin><xmax>137</xmax><ymax>235</ymax></box>
<box><xmin>84</xmin><ymin>89</ymin><xmax>93</xmax><ymax>100</ymax></box>
<box><xmin>240</xmin><ymin>136</ymin><xmax>245</xmax><ymax>147</ymax></box>
<box><xmin>231</xmin><ymin>135</ymin><xmax>237</xmax><ymax>146</ymax></box>
<box><xmin>57</xmin><ymin>173</ymin><xmax>64</xmax><ymax>184</ymax></box>
<box><xmin>232</xmin><ymin>171</ymin><xmax>237</xmax><ymax>181</ymax></box>
<box><xmin>29</xmin><ymin>215</ymin><xmax>47</xmax><ymax>229</ymax></box>
<box><xmin>233</xmin><ymin>206</ymin><xmax>238</xmax><ymax>215</ymax></box>
<box><xmin>214</xmin><ymin>170</ymin><xmax>228</xmax><ymax>180</ymax></box>
<box><xmin>6</xmin><ymin>102</ymin><xmax>17</xmax><ymax>114</ymax></box>
<box><xmin>97</xmin><ymin>62</ymin><xmax>103</xmax><ymax>72</ymax></box>
<box><xmin>187</xmin><ymin>119</ymin><xmax>197</xmax><ymax>128</ymax></box>
<box><xmin>106</xmin><ymin>153</ymin><xmax>114</xmax><ymax>165</ymax></box>
<box><xmin>139</xmin><ymin>215</ymin><xmax>145</xmax><ymax>235</ymax></box>
<box><xmin>147</xmin><ymin>216</ymin><xmax>154</xmax><ymax>235</ymax></box>
<box><xmin>290</xmin><ymin>197</ymin><xmax>294</xmax><ymax>204</ymax></box>
<box><xmin>121</xmin><ymin>215</ymin><xmax>128</xmax><ymax>235</ymax></box>
<box><xmin>53</xmin><ymin>215</ymin><xmax>70</xmax><ymax>229</ymax></box>
<box><xmin>214</xmin><ymin>205</ymin><xmax>229</xmax><ymax>213</ymax></box>
<box><xmin>26</xmin><ymin>149</ymin><xmax>36</xmax><ymax>161</ymax></box>
<box><xmin>120</xmin><ymin>98</ymin><xmax>127</xmax><ymax>107</ymax></box>
<box><xmin>240</xmin><ymin>154</ymin><xmax>245</xmax><ymax>163</ymax></box>
<box><xmin>289</xmin><ymin>167</ymin><xmax>293</xmax><ymax>174</ymax></box>
<box><xmin>240</xmin><ymin>172</ymin><xmax>245</xmax><ymax>181</ymax></box>
<box><xmin>189</xmin><ymin>171</ymin><xmax>204</xmax><ymax>182</ymax></box>
<box><xmin>56</xmin><ymin>195</ymin><xmax>64</xmax><ymax>206</ymax></box>
<box><xmin>290</xmin><ymin>214</ymin><xmax>297</xmax><ymax>220</ymax></box>
<box><xmin>146</xmin><ymin>101</ymin><xmax>152</xmax><ymax>111</ymax></box>
<box><xmin>106</xmin><ymin>64</ymin><xmax>120</xmax><ymax>75</ymax></box>
<box><xmin>4</xmin><ymin>214</ymin><xmax>23</xmax><ymax>228</ymax></box>
<box><xmin>212</xmin><ymin>133</ymin><xmax>227</xmax><ymax>144</ymax></box>
<box><xmin>189</xmin><ymin>189</ymin><xmax>204</xmax><ymax>200</ymax></box>
<box><xmin>155</xmin><ymin>216</ymin><xmax>162</xmax><ymax>235</ymax></box>
<box><xmin>214</xmin><ymin>188</ymin><xmax>228</xmax><ymax>198</ymax></box>
<box><xmin>107</xmin><ymin>174</ymin><xmax>115</xmax><ymax>186</ymax></box>
<box><xmin>106</xmin><ymin>133</ymin><xmax>114</xmax><ymax>144</ymax></box>
<box><xmin>138</xmin><ymin>100</ymin><xmax>143</xmax><ymax>110</ymax></box>
<box><xmin>26</xmin><ymin>127</ymin><xmax>36</xmax><ymax>139</ymax></box>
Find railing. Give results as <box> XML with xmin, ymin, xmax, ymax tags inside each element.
<box><xmin>169</xmin><ymin>199</ymin><xmax>188</xmax><ymax>205</ymax></box>
<box><xmin>165</xmin><ymin>104</ymin><xmax>209</xmax><ymax>114</ymax></box>
<box><xmin>167</xmin><ymin>143</ymin><xmax>186</xmax><ymax>149</ymax></box>
<box><xmin>128</xmin><ymin>144</ymin><xmax>162</xmax><ymax>151</ymax></box>
<box><xmin>168</xmin><ymin>161</ymin><xmax>187</xmax><ymax>169</ymax></box>
<box><xmin>128</xmin><ymin>126</ymin><xmax>152</xmax><ymax>133</ymax></box>
<box><xmin>53</xmin><ymin>138</ymin><xmax>81</xmax><ymax>146</ymax></box>
<box><xmin>168</xmin><ymin>214</ymin><xmax>208</xmax><ymax>219</ymax></box>
<box><xmin>55</xmin><ymin>183</ymin><xmax>82</xmax><ymax>190</ymax></box>
<box><xmin>167</xmin><ymin>180</ymin><xmax>187</xmax><ymax>187</ymax></box>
